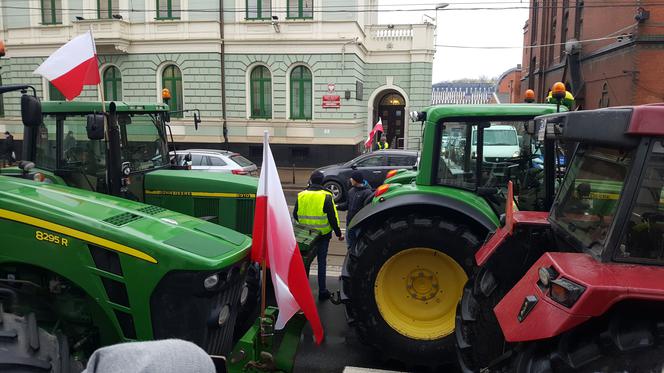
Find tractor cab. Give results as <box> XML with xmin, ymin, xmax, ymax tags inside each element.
<box><xmin>423</xmin><ymin>105</ymin><xmax>568</xmax><ymax>215</ymax></box>
<box><xmin>456</xmin><ymin>106</ymin><xmax>664</xmax><ymax>373</ymax></box>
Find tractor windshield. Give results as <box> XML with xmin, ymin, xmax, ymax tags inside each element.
<box><xmin>35</xmin><ymin>112</ymin><xmax>169</xmax><ymax>191</ymax></box>
<box><xmin>550</xmin><ymin>145</ymin><xmax>632</xmax><ymax>254</ymax></box>
<box><xmin>436</xmin><ymin>119</ymin><xmax>540</xmax><ymax>213</ymax></box>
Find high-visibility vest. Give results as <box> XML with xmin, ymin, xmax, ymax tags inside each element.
<box><xmin>297</xmin><ymin>189</ymin><xmax>339</xmax><ymax>235</ymax></box>
<box><xmin>377</xmin><ymin>142</ymin><xmax>389</xmax><ymax>150</ymax></box>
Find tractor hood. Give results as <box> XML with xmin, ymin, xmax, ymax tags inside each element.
<box><xmin>144</xmin><ymin>170</ymin><xmax>258</xmax><ymax>196</ymax></box>
<box><xmin>0</xmin><ymin>176</ymin><xmax>251</xmax><ymax>268</ymax></box>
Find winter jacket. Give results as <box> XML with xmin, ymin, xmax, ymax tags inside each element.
<box><xmin>339</xmin><ymin>181</ymin><xmax>374</xmax><ymax>224</ymax></box>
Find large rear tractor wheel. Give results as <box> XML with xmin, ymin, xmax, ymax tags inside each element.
<box><xmin>342</xmin><ymin>214</ymin><xmax>481</xmax><ymax>367</ymax></box>
<box><xmin>0</xmin><ymin>309</ymin><xmax>82</xmax><ymax>372</ymax></box>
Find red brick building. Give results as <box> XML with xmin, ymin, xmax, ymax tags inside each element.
<box><xmin>520</xmin><ymin>1</ymin><xmax>662</xmax><ymax>109</ymax></box>
<box><xmin>494</xmin><ymin>66</ymin><xmax>523</xmax><ymax>103</ymax></box>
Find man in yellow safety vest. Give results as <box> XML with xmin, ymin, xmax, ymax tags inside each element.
<box><xmin>374</xmin><ymin>134</ymin><xmax>389</xmax><ymax>151</ymax></box>
<box><xmin>293</xmin><ymin>171</ymin><xmax>344</xmax><ymax>301</ymax></box>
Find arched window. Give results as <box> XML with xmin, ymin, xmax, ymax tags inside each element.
<box><xmin>103</xmin><ymin>66</ymin><xmax>122</xmax><ymax>101</ymax></box>
<box><xmin>250</xmin><ymin>66</ymin><xmax>272</xmax><ymax>119</ymax></box>
<box><xmin>162</xmin><ymin>65</ymin><xmax>183</xmax><ymax>117</ymax></box>
<box><xmin>290</xmin><ymin>66</ymin><xmax>312</xmax><ymax>120</ymax></box>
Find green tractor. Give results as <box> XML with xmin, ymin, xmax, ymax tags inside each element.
<box><xmin>341</xmin><ymin>104</ymin><xmax>567</xmax><ymax>366</ymax></box>
<box><xmin>0</xmin><ymin>175</ymin><xmax>252</xmax><ymax>370</ymax></box>
<box><xmin>4</xmin><ymin>86</ymin><xmax>256</xmax><ymax>236</ymax></box>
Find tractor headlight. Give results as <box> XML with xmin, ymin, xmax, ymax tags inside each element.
<box><xmin>218</xmin><ymin>304</ymin><xmax>231</xmax><ymax>326</ymax></box>
<box><xmin>204</xmin><ymin>274</ymin><xmax>219</xmax><ymax>290</ymax></box>
<box><xmin>550</xmin><ymin>278</ymin><xmax>585</xmax><ymax>308</ymax></box>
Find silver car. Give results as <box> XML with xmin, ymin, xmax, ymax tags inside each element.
<box><xmin>171</xmin><ymin>149</ymin><xmax>258</xmax><ymax>176</ymax></box>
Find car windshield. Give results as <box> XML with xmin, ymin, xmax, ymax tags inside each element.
<box><xmin>231</xmin><ymin>154</ymin><xmax>254</xmax><ymax>167</ymax></box>
<box><xmin>550</xmin><ymin>145</ymin><xmax>632</xmax><ymax>254</ymax></box>
<box><xmin>473</xmin><ymin>129</ymin><xmax>518</xmax><ymax>146</ymax></box>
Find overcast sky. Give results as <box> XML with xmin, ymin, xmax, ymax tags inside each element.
<box><xmin>377</xmin><ymin>0</ymin><xmax>529</xmax><ymax>83</ymax></box>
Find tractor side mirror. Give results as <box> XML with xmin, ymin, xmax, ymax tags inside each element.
<box><xmin>86</xmin><ymin>114</ymin><xmax>105</xmax><ymax>140</ymax></box>
<box><xmin>194</xmin><ymin>113</ymin><xmax>201</xmax><ymax>130</ymax></box>
<box><xmin>21</xmin><ymin>94</ymin><xmax>42</xmax><ymax>127</ymax></box>
<box><xmin>184</xmin><ymin>153</ymin><xmax>192</xmax><ymax>165</ymax></box>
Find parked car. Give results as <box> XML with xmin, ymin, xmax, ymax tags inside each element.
<box><xmin>314</xmin><ymin>149</ymin><xmax>418</xmax><ymax>202</ymax></box>
<box><xmin>171</xmin><ymin>149</ymin><xmax>258</xmax><ymax>176</ymax></box>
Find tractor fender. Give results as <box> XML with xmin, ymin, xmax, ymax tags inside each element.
<box><xmin>494</xmin><ymin>252</ymin><xmax>664</xmax><ymax>343</ymax></box>
<box><xmin>475</xmin><ymin>211</ymin><xmax>550</xmax><ymax>266</ymax></box>
<box><xmin>348</xmin><ymin>193</ymin><xmax>497</xmax><ymax>233</ymax></box>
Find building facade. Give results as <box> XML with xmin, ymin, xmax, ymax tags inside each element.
<box><xmin>520</xmin><ymin>0</ymin><xmax>663</xmax><ymax>110</ymax></box>
<box><xmin>0</xmin><ymin>0</ymin><xmax>435</xmax><ymax>165</ymax></box>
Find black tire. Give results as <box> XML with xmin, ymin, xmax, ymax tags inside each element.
<box><xmin>342</xmin><ymin>214</ymin><xmax>481</xmax><ymax>367</ymax></box>
<box><xmin>233</xmin><ymin>263</ymin><xmax>261</xmax><ymax>340</ymax></box>
<box><xmin>512</xmin><ymin>305</ymin><xmax>664</xmax><ymax>373</ymax></box>
<box><xmin>323</xmin><ymin>180</ymin><xmax>344</xmax><ymax>203</ymax></box>
<box><xmin>0</xmin><ymin>309</ymin><xmax>83</xmax><ymax>373</ymax></box>
<box><xmin>455</xmin><ymin>268</ymin><xmax>510</xmax><ymax>373</ymax></box>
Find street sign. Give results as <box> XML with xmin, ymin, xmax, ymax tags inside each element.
<box><xmin>322</xmin><ymin>95</ymin><xmax>341</xmax><ymax>108</ymax></box>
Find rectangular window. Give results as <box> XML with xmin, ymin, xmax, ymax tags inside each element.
<box><xmin>41</xmin><ymin>0</ymin><xmax>63</xmax><ymax>24</ymax></box>
<box><xmin>157</xmin><ymin>0</ymin><xmax>180</xmax><ymax>19</ymax></box>
<box><xmin>98</xmin><ymin>0</ymin><xmax>119</xmax><ymax>19</ymax></box>
<box><xmin>287</xmin><ymin>0</ymin><xmax>313</xmax><ymax>19</ymax></box>
<box><xmin>246</xmin><ymin>0</ymin><xmax>271</xmax><ymax>19</ymax></box>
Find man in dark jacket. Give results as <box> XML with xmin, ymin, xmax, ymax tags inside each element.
<box><xmin>2</xmin><ymin>131</ymin><xmax>14</xmax><ymax>167</ymax></box>
<box><xmin>338</xmin><ymin>171</ymin><xmax>373</xmax><ymax>250</ymax></box>
<box><xmin>293</xmin><ymin>171</ymin><xmax>344</xmax><ymax>301</ymax></box>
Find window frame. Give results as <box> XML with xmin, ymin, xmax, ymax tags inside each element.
<box><xmin>246</xmin><ymin>0</ymin><xmax>272</xmax><ymax>20</ymax></box>
<box><xmin>103</xmin><ymin>66</ymin><xmax>123</xmax><ymax>101</ymax></box>
<box><xmin>161</xmin><ymin>65</ymin><xmax>183</xmax><ymax>117</ymax></box>
<box><xmin>48</xmin><ymin>83</ymin><xmax>66</xmax><ymax>101</ymax></box>
<box><xmin>250</xmin><ymin>66</ymin><xmax>272</xmax><ymax>119</ymax></box>
<box><xmin>287</xmin><ymin>0</ymin><xmax>313</xmax><ymax>19</ymax></box>
<box><xmin>290</xmin><ymin>65</ymin><xmax>312</xmax><ymax>120</ymax></box>
<box><xmin>41</xmin><ymin>0</ymin><xmax>62</xmax><ymax>25</ymax></box>
<box><xmin>97</xmin><ymin>0</ymin><xmax>118</xmax><ymax>19</ymax></box>
<box><xmin>156</xmin><ymin>0</ymin><xmax>180</xmax><ymax>20</ymax></box>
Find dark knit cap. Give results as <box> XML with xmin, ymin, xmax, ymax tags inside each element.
<box><xmin>309</xmin><ymin>171</ymin><xmax>325</xmax><ymax>185</ymax></box>
<box><xmin>351</xmin><ymin>171</ymin><xmax>363</xmax><ymax>184</ymax></box>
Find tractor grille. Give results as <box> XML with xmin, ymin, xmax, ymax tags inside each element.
<box><xmin>103</xmin><ymin>212</ymin><xmax>142</xmax><ymax>226</ymax></box>
<box><xmin>137</xmin><ymin>205</ymin><xmax>167</xmax><ymax>215</ymax></box>
<box><xmin>235</xmin><ymin>199</ymin><xmax>255</xmax><ymax>235</ymax></box>
<box><xmin>149</xmin><ymin>261</ymin><xmax>247</xmax><ymax>357</ymax></box>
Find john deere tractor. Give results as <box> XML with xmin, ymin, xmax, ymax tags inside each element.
<box><xmin>0</xmin><ymin>174</ymin><xmax>252</xmax><ymax>371</ymax></box>
<box><xmin>456</xmin><ymin>106</ymin><xmax>664</xmax><ymax>372</ymax></box>
<box><xmin>3</xmin><ymin>86</ymin><xmax>256</xmax><ymax>236</ymax></box>
<box><xmin>340</xmin><ymin>104</ymin><xmax>567</xmax><ymax>366</ymax></box>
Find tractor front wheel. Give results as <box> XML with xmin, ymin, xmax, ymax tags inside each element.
<box><xmin>343</xmin><ymin>214</ymin><xmax>480</xmax><ymax>367</ymax></box>
<box><xmin>0</xmin><ymin>310</ymin><xmax>82</xmax><ymax>372</ymax></box>
<box><xmin>512</xmin><ymin>304</ymin><xmax>664</xmax><ymax>373</ymax></box>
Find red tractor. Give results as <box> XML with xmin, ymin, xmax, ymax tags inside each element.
<box><xmin>455</xmin><ymin>105</ymin><xmax>664</xmax><ymax>372</ymax></box>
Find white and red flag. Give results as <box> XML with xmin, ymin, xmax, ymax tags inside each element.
<box><xmin>364</xmin><ymin>117</ymin><xmax>384</xmax><ymax>149</ymax></box>
<box><xmin>34</xmin><ymin>31</ymin><xmax>100</xmax><ymax>101</ymax></box>
<box><xmin>251</xmin><ymin>132</ymin><xmax>324</xmax><ymax>344</ymax></box>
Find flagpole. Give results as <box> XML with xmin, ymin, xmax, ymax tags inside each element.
<box><xmin>88</xmin><ymin>26</ymin><xmax>105</xmax><ymax>112</ymax></box>
<box><xmin>260</xmin><ymin>130</ymin><xmax>269</xmax><ymax>334</ymax></box>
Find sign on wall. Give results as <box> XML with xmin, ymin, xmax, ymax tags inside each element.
<box><xmin>322</xmin><ymin>82</ymin><xmax>341</xmax><ymax>108</ymax></box>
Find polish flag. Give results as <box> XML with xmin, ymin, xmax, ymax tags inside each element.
<box><xmin>34</xmin><ymin>31</ymin><xmax>100</xmax><ymax>101</ymax></box>
<box><xmin>251</xmin><ymin>132</ymin><xmax>324</xmax><ymax>344</ymax></box>
<box><xmin>364</xmin><ymin>117</ymin><xmax>384</xmax><ymax>149</ymax></box>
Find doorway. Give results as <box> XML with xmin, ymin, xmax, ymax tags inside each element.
<box><xmin>375</xmin><ymin>91</ymin><xmax>406</xmax><ymax>149</ymax></box>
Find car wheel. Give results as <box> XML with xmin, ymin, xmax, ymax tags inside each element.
<box><xmin>324</xmin><ymin>180</ymin><xmax>344</xmax><ymax>203</ymax></box>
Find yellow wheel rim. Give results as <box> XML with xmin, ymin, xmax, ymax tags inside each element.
<box><xmin>374</xmin><ymin>248</ymin><xmax>468</xmax><ymax>340</ymax></box>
